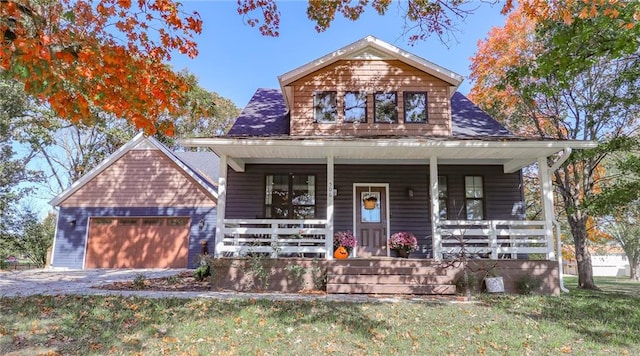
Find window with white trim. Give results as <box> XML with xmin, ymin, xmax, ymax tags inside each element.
<box><xmin>465</xmin><ymin>176</ymin><xmax>484</xmax><ymax>220</ymax></box>
<box><xmin>265</xmin><ymin>174</ymin><xmax>316</xmax><ymax>219</ymax></box>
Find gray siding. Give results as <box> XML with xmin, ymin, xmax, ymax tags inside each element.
<box><xmin>226</xmin><ymin>164</ymin><xmax>524</xmax><ymax>258</ymax></box>
<box><xmin>226</xmin><ymin>164</ymin><xmax>327</xmax><ymax>219</ymax></box>
<box><xmin>51</xmin><ymin>207</ymin><xmax>216</xmax><ymax>269</ymax></box>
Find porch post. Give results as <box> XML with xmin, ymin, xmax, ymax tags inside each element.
<box><xmin>430</xmin><ymin>156</ymin><xmax>441</xmax><ymax>260</ymax></box>
<box><xmin>326</xmin><ymin>155</ymin><xmax>334</xmax><ymax>260</ymax></box>
<box><xmin>537</xmin><ymin>157</ymin><xmax>556</xmax><ymax>260</ymax></box>
<box><xmin>215</xmin><ymin>154</ymin><xmax>228</xmax><ymax>258</ymax></box>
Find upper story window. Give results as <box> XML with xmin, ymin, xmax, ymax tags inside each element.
<box><xmin>314</xmin><ymin>91</ymin><xmax>337</xmax><ymax>123</ymax></box>
<box><xmin>374</xmin><ymin>92</ymin><xmax>398</xmax><ymax>123</ymax></box>
<box><xmin>265</xmin><ymin>174</ymin><xmax>316</xmax><ymax>219</ymax></box>
<box><xmin>344</xmin><ymin>91</ymin><xmax>367</xmax><ymax>123</ymax></box>
<box><xmin>404</xmin><ymin>92</ymin><xmax>428</xmax><ymax>123</ymax></box>
<box><xmin>464</xmin><ymin>176</ymin><xmax>484</xmax><ymax>220</ymax></box>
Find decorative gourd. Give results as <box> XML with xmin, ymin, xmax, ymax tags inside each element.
<box><xmin>334</xmin><ymin>246</ymin><xmax>349</xmax><ymax>259</ymax></box>
<box><xmin>363</xmin><ymin>196</ymin><xmax>377</xmax><ymax>210</ymax></box>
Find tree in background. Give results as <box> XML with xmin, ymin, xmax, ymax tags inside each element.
<box><xmin>1</xmin><ymin>0</ymin><xmax>202</xmax><ymax>134</ymax></box>
<box><xmin>3</xmin><ymin>209</ymin><xmax>56</xmax><ymax>268</ymax></box>
<box><xmin>588</xmin><ymin>149</ymin><xmax>640</xmax><ymax>280</ymax></box>
<box><xmin>600</xmin><ymin>208</ymin><xmax>640</xmax><ymax>281</ymax></box>
<box><xmin>469</xmin><ymin>2</ymin><xmax>640</xmax><ymax>289</ymax></box>
<box><xmin>0</xmin><ymin>78</ymin><xmax>44</xmax><ymax>246</ymax></box>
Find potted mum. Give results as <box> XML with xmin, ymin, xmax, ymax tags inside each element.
<box><xmin>333</xmin><ymin>231</ymin><xmax>357</xmax><ymax>259</ymax></box>
<box><xmin>389</xmin><ymin>232</ymin><xmax>418</xmax><ymax>258</ymax></box>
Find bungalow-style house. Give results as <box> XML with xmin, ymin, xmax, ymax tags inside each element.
<box><xmin>49</xmin><ymin>133</ymin><xmax>218</xmax><ymax>269</ymax></box>
<box><xmin>180</xmin><ymin>36</ymin><xmax>596</xmax><ymax>294</ymax></box>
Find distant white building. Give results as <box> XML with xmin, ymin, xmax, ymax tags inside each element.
<box><xmin>563</xmin><ymin>244</ymin><xmax>630</xmax><ymax>277</ymax></box>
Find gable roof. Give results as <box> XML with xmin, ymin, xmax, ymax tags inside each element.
<box><xmin>451</xmin><ymin>92</ymin><xmax>512</xmax><ymax>137</ymax></box>
<box><xmin>226</xmin><ymin>88</ymin><xmax>513</xmax><ymax>138</ymax></box>
<box><xmin>278</xmin><ymin>36</ymin><xmax>464</xmax><ymax>110</ymax></box>
<box><xmin>49</xmin><ymin>133</ymin><xmax>218</xmax><ymax>207</ymax></box>
<box><xmin>227</xmin><ymin>88</ymin><xmax>290</xmax><ymax>137</ymax></box>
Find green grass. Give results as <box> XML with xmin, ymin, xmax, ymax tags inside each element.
<box><xmin>1</xmin><ymin>277</ymin><xmax>639</xmax><ymax>355</ymax></box>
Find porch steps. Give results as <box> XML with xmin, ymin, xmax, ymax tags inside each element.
<box><xmin>326</xmin><ymin>259</ymin><xmax>460</xmax><ymax>295</ymax></box>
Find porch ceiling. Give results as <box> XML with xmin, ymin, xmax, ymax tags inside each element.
<box><xmin>179</xmin><ymin>137</ymin><xmax>597</xmax><ymax>173</ymax></box>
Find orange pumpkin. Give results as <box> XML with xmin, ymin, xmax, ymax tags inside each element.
<box><xmin>334</xmin><ymin>246</ymin><xmax>349</xmax><ymax>259</ymax></box>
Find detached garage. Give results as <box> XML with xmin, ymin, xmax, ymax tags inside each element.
<box><xmin>49</xmin><ymin>133</ymin><xmax>218</xmax><ymax>269</ymax></box>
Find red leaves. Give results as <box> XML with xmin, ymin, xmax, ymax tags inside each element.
<box><xmin>0</xmin><ymin>0</ymin><xmax>202</xmax><ymax>135</ymax></box>
<box><xmin>237</xmin><ymin>0</ymin><xmax>280</xmax><ymax>37</ymax></box>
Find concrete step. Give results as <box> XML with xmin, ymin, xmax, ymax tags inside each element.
<box><xmin>328</xmin><ymin>266</ymin><xmax>456</xmax><ymax>276</ymax></box>
<box><xmin>326</xmin><ymin>283</ymin><xmax>456</xmax><ymax>295</ymax></box>
<box><xmin>327</xmin><ymin>273</ymin><xmax>454</xmax><ymax>285</ymax></box>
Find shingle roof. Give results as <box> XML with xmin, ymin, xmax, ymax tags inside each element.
<box><xmin>227</xmin><ymin>89</ymin><xmax>512</xmax><ymax>138</ymax></box>
<box><xmin>450</xmin><ymin>92</ymin><xmax>512</xmax><ymax>137</ymax></box>
<box><xmin>172</xmin><ymin>151</ymin><xmax>220</xmax><ymax>189</ymax></box>
<box><xmin>227</xmin><ymin>88</ymin><xmax>290</xmax><ymax>137</ymax></box>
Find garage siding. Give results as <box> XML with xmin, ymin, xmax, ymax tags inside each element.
<box><xmin>51</xmin><ymin>207</ymin><xmax>216</xmax><ymax>269</ymax></box>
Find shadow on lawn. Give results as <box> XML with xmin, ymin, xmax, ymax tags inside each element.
<box><xmin>0</xmin><ymin>294</ymin><xmax>395</xmax><ymax>354</ymax></box>
<box><xmin>482</xmin><ymin>276</ymin><xmax>640</xmax><ymax>349</ymax></box>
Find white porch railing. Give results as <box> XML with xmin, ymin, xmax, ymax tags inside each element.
<box><xmin>438</xmin><ymin>220</ymin><xmax>551</xmax><ymax>260</ymax></box>
<box><xmin>220</xmin><ymin>219</ymin><xmax>330</xmax><ymax>258</ymax></box>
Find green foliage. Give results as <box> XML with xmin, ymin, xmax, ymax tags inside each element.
<box><xmin>2</xmin><ymin>209</ymin><xmax>55</xmax><ymax>268</ymax></box>
<box><xmin>245</xmin><ymin>253</ymin><xmax>272</xmax><ymax>291</ymax></box>
<box><xmin>310</xmin><ymin>258</ymin><xmax>327</xmax><ymax>291</ymax></box>
<box><xmin>516</xmin><ymin>274</ymin><xmax>543</xmax><ymax>295</ymax></box>
<box><xmin>193</xmin><ymin>265</ymin><xmax>211</xmax><ymax>282</ymax></box>
<box><xmin>132</xmin><ymin>273</ymin><xmax>147</xmax><ymax>290</ymax></box>
<box><xmin>455</xmin><ymin>271</ymin><xmax>480</xmax><ymax>295</ymax></box>
<box><xmin>284</xmin><ymin>264</ymin><xmax>306</xmax><ymax>288</ymax></box>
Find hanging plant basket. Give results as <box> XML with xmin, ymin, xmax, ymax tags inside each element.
<box><xmin>363</xmin><ymin>196</ymin><xmax>378</xmax><ymax>210</ymax></box>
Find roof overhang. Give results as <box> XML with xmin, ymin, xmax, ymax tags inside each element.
<box><xmin>278</xmin><ymin>36</ymin><xmax>465</xmax><ymax>110</ymax></box>
<box><xmin>179</xmin><ymin>137</ymin><xmax>597</xmax><ymax>174</ymax></box>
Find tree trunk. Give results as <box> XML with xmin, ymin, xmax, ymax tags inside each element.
<box><xmin>556</xmin><ymin>161</ymin><xmax>599</xmax><ymax>290</ymax></box>
<box><xmin>630</xmin><ymin>258</ymin><xmax>640</xmax><ymax>281</ymax></box>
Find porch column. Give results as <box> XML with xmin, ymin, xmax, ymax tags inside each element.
<box><xmin>430</xmin><ymin>156</ymin><xmax>441</xmax><ymax>260</ymax></box>
<box><xmin>215</xmin><ymin>154</ymin><xmax>228</xmax><ymax>257</ymax></box>
<box><xmin>326</xmin><ymin>155</ymin><xmax>335</xmax><ymax>260</ymax></box>
<box><xmin>537</xmin><ymin>157</ymin><xmax>556</xmax><ymax>260</ymax></box>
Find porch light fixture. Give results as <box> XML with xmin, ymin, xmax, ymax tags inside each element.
<box><xmin>69</xmin><ymin>219</ymin><xmax>77</xmax><ymax>227</ymax></box>
<box><xmin>333</xmin><ymin>188</ymin><xmax>338</xmax><ymax>197</ymax></box>
<box><xmin>199</xmin><ymin>219</ymin><xmax>206</xmax><ymax>229</ymax></box>
<box><xmin>407</xmin><ymin>187</ymin><xmax>414</xmax><ymax>199</ymax></box>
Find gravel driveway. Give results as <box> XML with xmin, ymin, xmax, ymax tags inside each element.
<box><xmin>0</xmin><ymin>268</ymin><xmax>185</xmax><ymax>297</ymax></box>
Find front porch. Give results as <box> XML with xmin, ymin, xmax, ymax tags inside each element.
<box><xmin>218</xmin><ymin>218</ymin><xmax>554</xmax><ymax>261</ymax></box>
<box><xmin>201</xmin><ymin>257</ymin><xmax>560</xmax><ymax>295</ymax></box>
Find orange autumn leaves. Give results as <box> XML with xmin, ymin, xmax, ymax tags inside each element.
<box><xmin>1</xmin><ymin>0</ymin><xmax>202</xmax><ymax>134</ymax></box>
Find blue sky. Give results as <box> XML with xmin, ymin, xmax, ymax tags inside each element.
<box><xmin>171</xmin><ymin>1</ymin><xmax>508</xmax><ymax>109</ymax></box>
<box><xmin>29</xmin><ymin>1</ymin><xmax>508</xmax><ymax>217</ymax></box>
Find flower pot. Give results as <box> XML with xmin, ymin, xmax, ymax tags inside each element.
<box><xmin>485</xmin><ymin>276</ymin><xmax>504</xmax><ymax>293</ymax></box>
<box><xmin>395</xmin><ymin>249</ymin><xmax>409</xmax><ymax>258</ymax></box>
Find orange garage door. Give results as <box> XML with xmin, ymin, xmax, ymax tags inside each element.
<box><xmin>86</xmin><ymin>217</ymin><xmax>190</xmax><ymax>268</ymax></box>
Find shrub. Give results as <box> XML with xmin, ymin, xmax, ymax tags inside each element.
<box><xmin>517</xmin><ymin>274</ymin><xmax>543</xmax><ymax>295</ymax></box>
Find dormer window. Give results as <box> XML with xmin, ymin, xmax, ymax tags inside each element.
<box><xmin>374</xmin><ymin>92</ymin><xmax>398</xmax><ymax>123</ymax></box>
<box><xmin>404</xmin><ymin>92</ymin><xmax>428</xmax><ymax>123</ymax></box>
<box><xmin>314</xmin><ymin>91</ymin><xmax>337</xmax><ymax>123</ymax></box>
<box><xmin>344</xmin><ymin>91</ymin><xmax>367</xmax><ymax>123</ymax></box>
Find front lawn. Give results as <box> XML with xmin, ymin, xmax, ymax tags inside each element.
<box><xmin>1</xmin><ymin>276</ymin><xmax>638</xmax><ymax>355</ymax></box>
